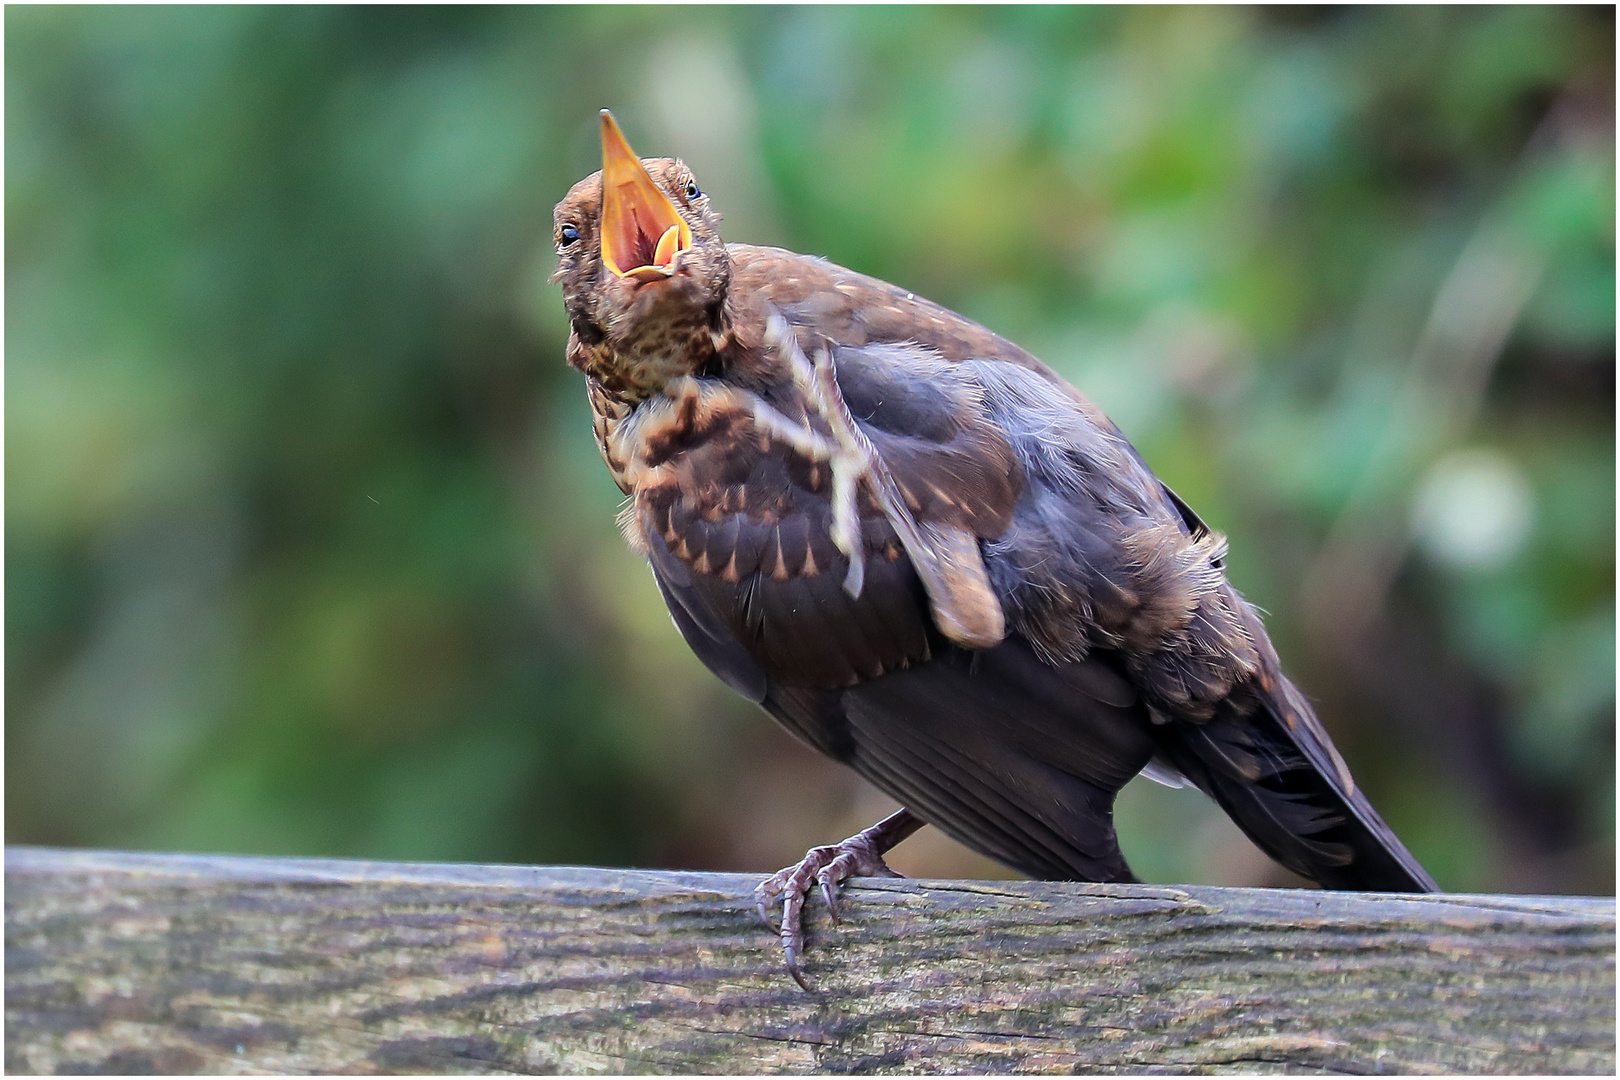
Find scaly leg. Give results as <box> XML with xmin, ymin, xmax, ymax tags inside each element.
<box><xmin>753</xmin><ymin>808</ymin><xmax>925</xmax><ymax>991</ymax></box>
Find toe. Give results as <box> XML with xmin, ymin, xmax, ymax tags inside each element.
<box><xmin>819</xmin><ymin>875</ymin><xmax>840</xmax><ymax>923</ymax></box>
<box><xmin>784</xmin><ymin>941</ymin><xmax>811</xmax><ymax>992</ymax></box>
<box><xmin>779</xmin><ymin>888</ymin><xmax>813</xmax><ymax>992</ymax></box>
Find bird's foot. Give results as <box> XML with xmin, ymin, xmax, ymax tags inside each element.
<box><xmin>752</xmin><ymin>809</ymin><xmax>923</xmax><ymax>991</ymax></box>
<box><xmin>753</xmin><ymin>839</ymin><xmax>899</xmax><ymax>991</ymax></box>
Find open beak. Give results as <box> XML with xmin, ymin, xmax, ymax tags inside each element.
<box><xmin>599</xmin><ymin>110</ymin><xmax>691</xmax><ymax>281</ymax></box>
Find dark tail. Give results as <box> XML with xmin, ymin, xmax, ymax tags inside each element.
<box><xmin>1150</xmin><ymin>667</ymin><xmax>1439</xmax><ymax>893</ymax></box>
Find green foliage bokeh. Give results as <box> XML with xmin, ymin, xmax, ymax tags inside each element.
<box><xmin>7</xmin><ymin>5</ymin><xmax>1613</xmax><ymax>894</ymax></box>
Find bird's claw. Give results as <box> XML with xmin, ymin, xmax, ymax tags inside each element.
<box><xmin>783</xmin><ymin>942</ymin><xmax>809</xmax><ymax>992</ymax></box>
<box><xmin>751</xmin><ymin>831</ymin><xmax>902</xmax><ymax>991</ymax></box>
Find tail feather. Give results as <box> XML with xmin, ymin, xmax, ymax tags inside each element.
<box><xmin>1153</xmin><ymin>672</ymin><xmax>1438</xmax><ymax>893</ymax></box>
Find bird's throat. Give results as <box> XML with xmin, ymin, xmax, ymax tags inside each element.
<box><xmin>576</xmin><ymin>299</ymin><xmax>728</xmax><ymax>402</ymax></box>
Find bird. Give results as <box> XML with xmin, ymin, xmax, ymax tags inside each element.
<box><xmin>553</xmin><ymin>111</ymin><xmax>1438</xmax><ymax>989</ymax></box>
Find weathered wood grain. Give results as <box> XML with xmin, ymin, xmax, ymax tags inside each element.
<box><xmin>4</xmin><ymin>846</ymin><xmax>1613</xmax><ymax>1075</ymax></box>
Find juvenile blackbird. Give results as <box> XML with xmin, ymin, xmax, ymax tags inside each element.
<box><xmin>554</xmin><ymin>112</ymin><xmax>1438</xmax><ymax>988</ymax></box>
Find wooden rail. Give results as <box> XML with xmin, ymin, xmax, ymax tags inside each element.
<box><xmin>5</xmin><ymin>847</ymin><xmax>1613</xmax><ymax>1074</ymax></box>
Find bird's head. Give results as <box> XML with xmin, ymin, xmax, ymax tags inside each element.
<box><xmin>553</xmin><ymin>112</ymin><xmax>730</xmax><ymax>396</ymax></box>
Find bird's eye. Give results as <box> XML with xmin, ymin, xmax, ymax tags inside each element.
<box><xmin>684</xmin><ymin>179</ymin><xmax>701</xmax><ymax>200</ymax></box>
<box><xmin>558</xmin><ymin>224</ymin><xmax>581</xmax><ymax>247</ymax></box>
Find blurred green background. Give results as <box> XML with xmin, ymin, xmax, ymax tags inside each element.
<box><xmin>7</xmin><ymin>5</ymin><xmax>1613</xmax><ymax>895</ymax></box>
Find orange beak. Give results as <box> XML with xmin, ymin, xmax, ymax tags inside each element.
<box><xmin>599</xmin><ymin>110</ymin><xmax>691</xmax><ymax>281</ymax></box>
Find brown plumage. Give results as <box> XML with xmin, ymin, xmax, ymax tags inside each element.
<box><xmin>555</xmin><ymin>112</ymin><xmax>1437</xmax><ymax>988</ymax></box>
